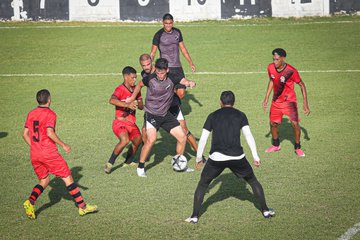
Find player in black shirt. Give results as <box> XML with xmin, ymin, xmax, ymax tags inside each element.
<box><xmin>185</xmin><ymin>91</ymin><xmax>275</xmax><ymax>224</ymax></box>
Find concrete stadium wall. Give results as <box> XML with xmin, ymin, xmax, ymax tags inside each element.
<box><xmin>1</xmin><ymin>0</ymin><xmax>359</xmax><ymax>21</ymax></box>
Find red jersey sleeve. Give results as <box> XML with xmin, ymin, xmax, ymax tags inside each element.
<box><xmin>112</xmin><ymin>86</ymin><xmax>122</xmax><ymax>100</ymax></box>
<box><xmin>46</xmin><ymin>111</ymin><xmax>57</xmax><ymax>129</ymax></box>
<box><xmin>267</xmin><ymin>64</ymin><xmax>273</xmax><ymax>80</ymax></box>
<box><xmin>24</xmin><ymin>113</ymin><xmax>30</xmax><ymax>128</ymax></box>
<box><xmin>292</xmin><ymin>69</ymin><xmax>302</xmax><ymax>84</ymax></box>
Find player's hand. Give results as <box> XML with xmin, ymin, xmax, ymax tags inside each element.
<box><xmin>303</xmin><ymin>104</ymin><xmax>310</xmax><ymax>116</ymax></box>
<box><xmin>188</xmin><ymin>81</ymin><xmax>196</xmax><ymax>89</ymax></box>
<box><xmin>195</xmin><ymin>157</ymin><xmax>204</xmax><ymax>170</ymax></box>
<box><xmin>254</xmin><ymin>159</ymin><xmax>261</xmax><ymax>167</ymax></box>
<box><xmin>125</xmin><ymin>97</ymin><xmax>133</xmax><ymax>104</ymax></box>
<box><xmin>190</xmin><ymin>64</ymin><xmax>196</xmax><ymax>73</ymax></box>
<box><xmin>63</xmin><ymin>144</ymin><xmax>71</xmax><ymax>154</ymax></box>
<box><xmin>127</xmin><ymin>100</ymin><xmax>138</xmax><ymax>110</ymax></box>
<box><xmin>262</xmin><ymin>100</ymin><xmax>268</xmax><ymax>111</ymax></box>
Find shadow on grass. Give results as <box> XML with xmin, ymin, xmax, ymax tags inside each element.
<box><xmin>265</xmin><ymin>118</ymin><xmax>310</xmax><ymax>145</ymax></box>
<box><xmin>35</xmin><ymin>166</ymin><xmax>88</xmax><ymax>217</ymax></box>
<box><xmin>200</xmin><ymin>172</ymin><xmax>261</xmax><ymax>217</ymax></box>
<box><xmin>0</xmin><ymin>132</ymin><xmax>8</xmax><ymax>139</ymax></box>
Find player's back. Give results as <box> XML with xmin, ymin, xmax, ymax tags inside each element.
<box><xmin>25</xmin><ymin>107</ymin><xmax>58</xmax><ymax>158</ymax></box>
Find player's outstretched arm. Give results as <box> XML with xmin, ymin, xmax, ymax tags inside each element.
<box><xmin>298</xmin><ymin>80</ymin><xmax>310</xmax><ymax>116</ymax></box>
<box><xmin>109</xmin><ymin>96</ymin><xmax>138</xmax><ymax>111</ymax></box>
<box><xmin>179</xmin><ymin>42</ymin><xmax>195</xmax><ymax>72</ymax></box>
<box><xmin>47</xmin><ymin>128</ymin><xmax>71</xmax><ymax>153</ymax></box>
<box><xmin>179</xmin><ymin>78</ymin><xmax>196</xmax><ymax>89</ymax></box>
<box><xmin>242</xmin><ymin>125</ymin><xmax>261</xmax><ymax>167</ymax></box>
<box><xmin>125</xmin><ymin>80</ymin><xmax>145</xmax><ymax>104</ymax></box>
<box><xmin>137</xmin><ymin>98</ymin><xmax>144</xmax><ymax>110</ymax></box>
<box><xmin>23</xmin><ymin>128</ymin><xmax>31</xmax><ymax>146</ymax></box>
<box><xmin>262</xmin><ymin>80</ymin><xmax>274</xmax><ymax>111</ymax></box>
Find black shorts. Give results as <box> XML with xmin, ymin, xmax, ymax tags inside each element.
<box><xmin>144</xmin><ymin>111</ymin><xmax>180</xmax><ymax>132</ymax></box>
<box><xmin>202</xmin><ymin>157</ymin><xmax>254</xmax><ymax>179</ymax></box>
<box><xmin>169</xmin><ymin>67</ymin><xmax>185</xmax><ymax>81</ymax></box>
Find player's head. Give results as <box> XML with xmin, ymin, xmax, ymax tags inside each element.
<box><xmin>139</xmin><ymin>53</ymin><xmax>153</xmax><ymax>74</ymax></box>
<box><xmin>272</xmin><ymin>48</ymin><xmax>287</xmax><ymax>69</ymax></box>
<box><xmin>122</xmin><ymin>66</ymin><xmax>137</xmax><ymax>87</ymax></box>
<box><xmin>220</xmin><ymin>91</ymin><xmax>235</xmax><ymax>107</ymax></box>
<box><xmin>36</xmin><ymin>89</ymin><xmax>51</xmax><ymax>105</ymax></box>
<box><xmin>155</xmin><ymin>58</ymin><xmax>169</xmax><ymax>81</ymax></box>
<box><xmin>162</xmin><ymin>13</ymin><xmax>174</xmax><ymax>33</ymax></box>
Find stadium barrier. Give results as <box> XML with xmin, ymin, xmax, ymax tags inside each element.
<box><xmin>1</xmin><ymin>0</ymin><xmax>359</xmax><ymax>21</ymax></box>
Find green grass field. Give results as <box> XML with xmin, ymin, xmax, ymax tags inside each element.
<box><xmin>1</xmin><ymin>16</ymin><xmax>360</xmax><ymax>239</ymax></box>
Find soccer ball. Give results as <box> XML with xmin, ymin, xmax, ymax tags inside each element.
<box><xmin>171</xmin><ymin>154</ymin><xmax>188</xmax><ymax>172</ymax></box>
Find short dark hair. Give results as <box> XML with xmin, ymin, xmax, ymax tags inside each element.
<box><xmin>220</xmin><ymin>91</ymin><xmax>235</xmax><ymax>106</ymax></box>
<box><xmin>155</xmin><ymin>58</ymin><xmax>168</xmax><ymax>70</ymax></box>
<box><xmin>139</xmin><ymin>53</ymin><xmax>151</xmax><ymax>62</ymax></box>
<box><xmin>36</xmin><ymin>89</ymin><xmax>50</xmax><ymax>105</ymax></box>
<box><xmin>122</xmin><ymin>66</ymin><xmax>136</xmax><ymax>75</ymax></box>
<box><xmin>163</xmin><ymin>13</ymin><xmax>173</xmax><ymax>21</ymax></box>
<box><xmin>272</xmin><ymin>48</ymin><xmax>287</xmax><ymax>57</ymax></box>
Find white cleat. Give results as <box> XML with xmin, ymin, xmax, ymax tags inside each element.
<box><xmin>137</xmin><ymin>168</ymin><xmax>147</xmax><ymax>177</ymax></box>
<box><xmin>263</xmin><ymin>208</ymin><xmax>275</xmax><ymax>218</ymax></box>
<box><xmin>185</xmin><ymin>217</ymin><xmax>198</xmax><ymax>224</ymax></box>
<box><xmin>184</xmin><ymin>167</ymin><xmax>194</xmax><ymax>173</ymax></box>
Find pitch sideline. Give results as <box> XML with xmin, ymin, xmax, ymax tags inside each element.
<box><xmin>0</xmin><ymin>69</ymin><xmax>359</xmax><ymax>77</ymax></box>
<box><xmin>338</xmin><ymin>222</ymin><xmax>360</xmax><ymax>240</ymax></box>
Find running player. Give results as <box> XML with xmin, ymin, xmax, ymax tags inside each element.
<box><xmin>23</xmin><ymin>89</ymin><xmax>97</xmax><ymax>219</ymax></box>
<box><xmin>262</xmin><ymin>48</ymin><xmax>310</xmax><ymax>157</ymax></box>
<box><xmin>139</xmin><ymin>53</ymin><xmax>202</xmax><ymax>159</ymax></box>
<box><xmin>127</xmin><ymin>58</ymin><xmax>196</xmax><ymax>177</ymax></box>
<box><xmin>104</xmin><ymin>66</ymin><xmax>144</xmax><ymax>173</ymax></box>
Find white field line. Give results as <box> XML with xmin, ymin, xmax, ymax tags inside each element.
<box><xmin>0</xmin><ymin>20</ymin><xmax>358</xmax><ymax>29</ymax></box>
<box><xmin>338</xmin><ymin>222</ymin><xmax>360</xmax><ymax>240</ymax></box>
<box><xmin>0</xmin><ymin>70</ymin><xmax>359</xmax><ymax>77</ymax></box>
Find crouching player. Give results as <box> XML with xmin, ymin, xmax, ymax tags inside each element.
<box><xmin>22</xmin><ymin>89</ymin><xmax>98</xmax><ymax>219</ymax></box>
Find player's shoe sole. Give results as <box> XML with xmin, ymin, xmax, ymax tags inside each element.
<box><xmin>79</xmin><ymin>204</ymin><xmax>98</xmax><ymax>216</ymax></box>
<box><xmin>23</xmin><ymin>199</ymin><xmax>36</xmax><ymax>219</ymax></box>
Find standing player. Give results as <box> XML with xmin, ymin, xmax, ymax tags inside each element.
<box><xmin>262</xmin><ymin>48</ymin><xmax>310</xmax><ymax>157</ymax></box>
<box><xmin>104</xmin><ymin>66</ymin><xmax>144</xmax><ymax>174</ymax></box>
<box><xmin>127</xmin><ymin>58</ymin><xmax>196</xmax><ymax>177</ymax></box>
<box><xmin>150</xmin><ymin>14</ymin><xmax>199</xmax><ymax>156</ymax></box>
<box><xmin>185</xmin><ymin>91</ymin><xmax>274</xmax><ymax>224</ymax></box>
<box><xmin>139</xmin><ymin>54</ymin><xmax>201</xmax><ymax>159</ymax></box>
<box><xmin>150</xmin><ymin>13</ymin><xmax>196</xmax><ymax>100</ymax></box>
<box><xmin>22</xmin><ymin>89</ymin><xmax>97</xmax><ymax>219</ymax></box>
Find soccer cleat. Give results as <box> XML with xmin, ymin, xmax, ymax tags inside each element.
<box><xmin>137</xmin><ymin>168</ymin><xmax>147</xmax><ymax>177</ymax></box>
<box><xmin>184</xmin><ymin>167</ymin><xmax>194</xmax><ymax>173</ymax></box>
<box><xmin>23</xmin><ymin>199</ymin><xmax>36</xmax><ymax>219</ymax></box>
<box><xmin>295</xmin><ymin>148</ymin><xmax>305</xmax><ymax>157</ymax></box>
<box><xmin>122</xmin><ymin>162</ymin><xmax>138</xmax><ymax>168</ymax></box>
<box><xmin>185</xmin><ymin>217</ymin><xmax>198</xmax><ymax>224</ymax></box>
<box><xmin>265</xmin><ymin>145</ymin><xmax>281</xmax><ymax>153</ymax></box>
<box><xmin>104</xmin><ymin>162</ymin><xmax>113</xmax><ymax>174</ymax></box>
<box><xmin>263</xmin><ymin>208</ymin><xmax>275</xmax><ymax>218</ymax></box>
<box><xmin>79</xmin><ymin>204</ymin><xmax>98</xmax><ymax>216</ymax></box>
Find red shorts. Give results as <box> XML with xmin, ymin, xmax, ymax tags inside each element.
<box><xmin>270</xmin><ymin>101</ymin><xmax>300</xmax><ymax>124</ymax></box>
<box><xmin>112</xmin><ymin>119</ymin><xmax>141</xmax><ymax>140</ymax></box>
<box><xmin>31</xmin><ymin>153</ymin><xmax>71</xmax><ymax>180</ymax></box>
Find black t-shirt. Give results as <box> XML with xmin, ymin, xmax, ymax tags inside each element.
<box><xmin>203</xmin><ymin>107</ymin><xmax>249</xmax><ymax>156</ymax></box>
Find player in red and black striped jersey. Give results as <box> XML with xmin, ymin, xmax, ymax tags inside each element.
<box><xmin>104</xmin><ymin>66</ymin><xmax>144</xmax><ymax>174</ymax></box>
<box><xmin>262</xmin><ymin>48</ymin><xmax>310</xmax><ymax>157</ymax></box>
<box><xmin>22</xmin><ymin>89</ymin><xmax>97</xmax><ymax>219</ymax></box>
